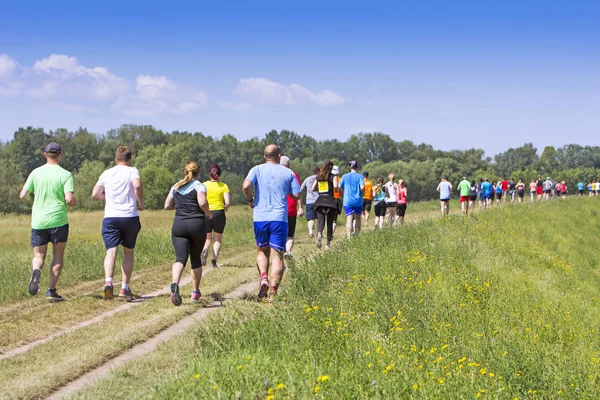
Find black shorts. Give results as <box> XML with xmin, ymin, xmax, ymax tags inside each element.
<box><xmin>386</xmin><ymin>201</ymin><xmax>397</xmax><ymax>207</ymax></box>
<box><xmin>31</xmin><ymin>224</ymin><xmax>69</xmax><ymax>247</ymax></box>
<box><xmin>305</xmin><ymin>203</ymin><xmax>317</xmax><ymax>221</ymax></box>
<box><xmin>287</xmin><ymin>216</ymin><xmax>297</xmax><ymax>238</ymax></box>
<box><xmin>396</xmin><ymin>203</ymin><xmax>407</xmax><ymax>217</ymax></box>
<box><xmin>102</xmin><ymin>217</ymin><xmax>141</xmax><ymax>249</ymax></box>
<box><xmin>579</xmin><ymin>190</ymin><xmax>584</xmax><ymax>194</ymax></box>
<box><xmin>206</xmin><ymin>210</ymin><xmax>226</xmax><ymax>234</ymax></box>
<box><xmin>469</xmin><ymin>195</ymin><xmax>477</xmax><ymax>201</ymax></box>
<box><xmin>172</xmin><ymin>217</ymin><xmax>206</xmax><ymax>269</ymax></box>
<box><xmin>374</xmin><ymin>201</ymin><xmax>386</xmax><ymax>217</ymax></box>
<box><xmin>362</xmin><ymin>199</ymin><xmax>372</xmax><ymax>212</ymax></box>
<box><xmin>518</xmin><ymin>191</ymin><xmax>524</xmax><ymax>198</ymax></box>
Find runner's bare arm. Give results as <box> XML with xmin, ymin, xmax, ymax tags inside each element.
<box><xmin>91</xmin><ymin>184</ymin><xmax>105</xmax><ymax>201</ymax></box>
<box><xmin>223</xmin><ymin>192</ymin><xmax>231</xmax><ymax>211</ymax></box>
<box><xmin>65</xmin><ymin>192</ymin><xmax>77</xmax><ymax>207</ymax></box>
<box><xmin>132</xmin><ymin>177</ymin><xmax>144</xmax><ymax>211</ymax></box>
<box><xmin>164</xmin><ymin>195</ymin><xmax>175</xmax><ymax>210</ymax></box>
<box><xmin>242</xmin><ymin>179</ymin><xmax>254</xmax><ymax>208</ymax></box>
<box><xmin>311</xmin><ymin>180</ymin><xmax>317</xmax><ymax>192</ymax></box>
<box><xmin>197</xmin><ymin>190</ymin><xmax>212</xmax><ymax>219</ymax></box>
<box><xmin>19</xmin><ymin>188</ymin><xmax>29</xmax><ymax>200</ymax></box>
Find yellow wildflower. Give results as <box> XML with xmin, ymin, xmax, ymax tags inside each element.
<box><xmin>276</xmin><ymin>383</ymin><xmax>285</xmax><ymax>390</ymax></box>
<box><xmin>317</xmin><ymin>375</ymin><xmax>329</xmax><ymax>382</ymax></box>
<box><xmin>194</xmin><ymin>373</ymin><xmax>200</xmax><ymax>379</ymax></box>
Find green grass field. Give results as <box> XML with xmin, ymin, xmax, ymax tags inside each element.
<box><xmin>63</xmin><ymin>198</ymin><xmax>600</xmax><ymax>399</ymax></box>
<box><xmin>2</xmin><ymin>197</ymin><xmax>599</xmax><ymax>399</ymax></box>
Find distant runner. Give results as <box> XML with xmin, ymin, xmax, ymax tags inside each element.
<box><xmin>457</xmin><ymin>176</ymin><xmax>471</xmax><ymax>215</ymax></box>
<box><xmin>436</xmin><ymin>177</ymin><xmax>452</xmax><ymax>216</ymax></box>
<box><xmin>339</xmin><ymin>160</ymin><xmax>364</xmax><ymax>236</ymax></box>
<box><xmin>481</xmin><ymin>178</ymin><xmax>492</xmax><ymax>209</ymax></box>
<box><xmin>543</xmin><ymin>177</ymin><xmax>553</xmax><ymax>200</ymax></box>
<box><xmin>469</xmin><ymin>180</ymin><xmax>477</xmax><ymax>211</ymax></box>
<box><xmin>300</xmin><ymin>166</ymin><xmax>320</xmax><ymax>238</ymax></box>
<box><xmin>495</xmin><ymin>181</ymin><xmax>502</xmax><ymax>206</ymax></box>
<box><xmin>20</xmin><ymin>143</ymin><xmax>76</xmax><ymax>302</ymax></box>
<box><xmin>516</xmin><ymin>179</ymin><xmax>526</xmax><ymax>203</ymax></box>
<box><xmin>384</xmin><ymin>173</ymin><xmax>398</xmax><ymax>224</ymax></box>
<box><xmin>202</xmin><ymin>164</ymin><xmax>230</xmax><ymax>269</ymax></box>
<box><xmin>536</xmin><ymin>177</ymin><xmax>544</xmax><ymax>200</ymax></box>
<box><xmin>577</xmin><ymin>181</ymin><xmax>584</xmax><ymax>198</ymax></box>
<box><xmin>501</xmin><ymin>178</ymin><xmax>509</xmax><ymax>202</ymax></box>
<box><xmin>362</xmin><ymin>171</ymin><xmax>373</xmax><ymax>227</ymax></box>
<box><xmin>372</xmin><ymin>177</ymin><xmax>386</xmax><ymax>230</ymax></box>
<box><xmin>280</xmin><ymin>156</ymin><xmax>303</xmax><ymax>259</ymax></box>
<box><xmin>92</xmin><ymin>146</ymin><xmax>144</xmax><ymax>301</ymax></box>
<box><xmin>331</xmin><ymin>165</ymin><xmax>342</xmax><ymax>233</ymax></box>
<box><xmin>396</xmin><ymin>179</ymin><xmax>408</xmax><ymax>226</ymax></box>
<box><xmin>509</xmin><ymin>178</ymin><xmax>516</xmax><ymax>204</ymax></box>
<box><xmin>242</xmin><ymin>145</ymin><xmax>301</xmax><ymax>301</ymax></box>
<box><xmin>560</xmin><ymin>181</ymin><xmax>567</xmax><ymax>199</ymax></box>
<box><xmin>312</xmin><ymin>160</ymin><xmax>339</xmax><ymax>249</ymax></box>
<box><xmin>164</xmin><ymin>161</ymin><xmax>212</xmax><ymax>306</ymax></box>
<box><xmin>529</xmin><ymin>180</ymin><xmax>537</xmax><ymax>203</ymax></box>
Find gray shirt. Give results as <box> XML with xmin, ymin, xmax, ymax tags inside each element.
<box><xmin>301</xmin><ymin>175</ymin><xmax>318</xmax><ymax>204</ymax></box>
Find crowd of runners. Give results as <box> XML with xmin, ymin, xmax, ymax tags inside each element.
<box><xmin>20</xmin><ymin>143</ymin><xmax>598</xmax><ymax>305</ymax></box>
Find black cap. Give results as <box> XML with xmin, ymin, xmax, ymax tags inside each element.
<box><xmin>363</xmin><ymin>171</ymin><xmax>369</xmax><ymax>177</ymax></box>
<box><xmin>348</xmin><ymin>160</ymin><xmax>359</xmax><ymax>170</ymax></box>
<box><xmin>45</xmin><ymin>143</ymin><xmax>62</xmax><ymax>154</ymax></box>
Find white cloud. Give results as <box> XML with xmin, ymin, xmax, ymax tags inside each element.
<box><xmin>0</xmin><ymin>55</ymin><xmax>18</xmax><ymax>79</ymax></box>
<box><xmin>230</xmin><ymin>77</ymin><xmax>345</xmax><ymax>107</ymax></box>
<box><xmin>0</xmin><ymin>53</ymin><xmax>207</xmax><ymax>117</ymax></box>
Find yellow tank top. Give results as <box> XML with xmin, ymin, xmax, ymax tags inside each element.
<box><xmin>203</xmin><ymin>180</ymin><xmax>230</xmax><ymax>211</ymax></box>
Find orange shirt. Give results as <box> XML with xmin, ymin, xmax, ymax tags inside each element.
<box><xmin>333</xmin><ymin>175</ymin><xmax>341</xmax><ymax>199</ymax></box>
<box><xmin>363</xmin><ymin>179</ymin><xmax>373</xmax><ymax>200</ymax></box>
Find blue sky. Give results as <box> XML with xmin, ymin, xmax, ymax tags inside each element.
<box><xmin>0</xmin><ymin>1</ymin><xmax>598</xmax><ymax>157</ymax></box>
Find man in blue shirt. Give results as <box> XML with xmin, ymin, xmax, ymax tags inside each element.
<box><xmin>577</xmin><ymin>181</ymin><xmax>584</xmax><ymax>198</ymax></box>
<box><xmin>436</xmin><ymin>177</ymin><xmax>453</xmax><ymax>216</ymax></box>
<box><xmin>481</xmin><ymin>178</ymin><xmax>493</xmax><ymax>210</ymax></box>
<box><xmin>243</xmin><ymin>144</ymin><xmax>301</xmax><ymax>301</ymax></box>
<box><xmin>339</xmin><ymin>160</ymin><xmax>364</xmax><ymax>237</ymax></box>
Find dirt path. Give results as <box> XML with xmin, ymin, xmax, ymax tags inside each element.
<box><xmin>45</xmin><ymin>281</ymin><xmax>257</xmax><ymax>400</ymax></box>
<box><xmin>0</xmin><ymin>273</ymin><xmax>198</xmax><ymax>361</ymax></box>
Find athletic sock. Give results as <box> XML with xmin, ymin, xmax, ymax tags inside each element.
<box><xmin>122</xmin><ymin>283</ymin><xmax>130</xmax><ymax>290</ymax></box>
<box><xmin>105</xmin><ymin>277</ymin><xmax>113</xmax><ymax>285</ymax></box>
<box><xmin>260</xmin><ymin>272</ymin><xmax>268</xmax><ymax>281</ymax></box>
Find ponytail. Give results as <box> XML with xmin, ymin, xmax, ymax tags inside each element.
<box><xmin>174</xmin><ymin>161</ymin><xmax>200</xmax><ymax>190</ymax></box>
<box><xmin>209</xmin><ymin>164</ymin><xmax>221</xmax><ymax>181</ymax></box>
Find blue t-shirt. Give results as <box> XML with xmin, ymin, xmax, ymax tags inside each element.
<box><xmin>481</xmin><ymin>182</ymin><xmax>492</xmax><ymax>194</ymax></box>
<box><xmin>339</xmin><ymin>171</ymin><xmax>364</xmax><ymax>207</ymax></box>
<box><xmin>578</xmin><ymin>182</ymin><xmax>584</xmax><ymax>190</ymax></box>
<box><xmin>438</xmin><ymin>181</ymin><xmax>452</xmax><ymax>200</ymax></box>
<box><xmin>496</xmin><ymin>185</ymin><xmax>502</xmax><ymax>194</ymax></box>
<box><xmin>245</xmin><ymin>163</ymin><xmax>301</xmax><ymax>222</ymax></box>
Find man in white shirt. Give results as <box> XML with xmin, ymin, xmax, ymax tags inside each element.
<box><xmin>92</xmin><ymin>146</ymin><xmax>144</xmax><ymax>301</ymax></box>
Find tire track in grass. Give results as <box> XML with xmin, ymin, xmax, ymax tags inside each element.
<box><xmin>45</xmin><ymin>281</ymin><xmax>257</xmax><ymax>400</ymax></box>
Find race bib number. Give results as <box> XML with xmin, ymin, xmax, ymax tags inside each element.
<box><xmin>318</xmin><ymin>181</ymin><xmax>330</xmax><ymax>193</ymax></box>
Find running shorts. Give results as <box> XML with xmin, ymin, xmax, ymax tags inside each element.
<box><xmin>374</xmin><ymin>201</ymin><xmax>386</xmax><ymax>217</ymax></box>
<box><xmin>537</xmin><ymin>187</ymin><xmax>543</xmax><ymax>195</ymax></box>
<box><xmin>287</xmin><ymin>216</ymin><xmax>297</xmax><ymax>238</ymax></box>
<box><xmin>440</xmin><ymin>197</ymin><xmax>450</xmax><ymax>202</ymax></box>
<box><xmin>469</xmin><ymin>195</ymin><xmax>477</xmax><ymax>201</ymax></box>
<box><xmin>460</xmin><ymin>195</ymin><xmax>469</xmax><ymax>203</ymax></box>
<box><xmin>396</xmin><ymin>203</ymin><xmax>407</xmax><ymax>217</ymax></box>
<box><xmin>31</xmin><ymin>224</ymin><xmax>69</xmax><ymax>247</ymax></box>
<box><xmin>483</xmin><ymin>193</ymin><xmax>491</xmax><ymax>199</ymax></box>
<box><xmin>253</xmin><ymin>221</ymin><xmax>287</xmax><ymax>251</ymax></box>
<box><xmin>102</xmin><ymin>217</ymin><xmax>141</xmax><ymax>250</ymax></box>
<box><xmin>518</xmin><ymin>191</ymin><xmax>524</xmax><ymax>198</ymax></box>
<box><xmin>362</xmin><ymin>199</ymin><xmax>372</xmax><ymax>212</ymax></box>
<box><xmin>305</xmin><ymin>203</ymin><xmax>317</xmax><ymax>221</ymax></box>
<box><xmin>206</xmin><ymin>210</ymin><xmax>226</xmax><ymax>234</ymax></box>
<box><xmin>344</xmin><ymin>205</ymin><xmax>362</xmax><ymax>216</ymax></box>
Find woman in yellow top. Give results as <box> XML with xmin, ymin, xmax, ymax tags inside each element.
<box><xmin>201</xmin><ymin>164</ymin><xmax>230</xmax><ymax>268</ymax></box>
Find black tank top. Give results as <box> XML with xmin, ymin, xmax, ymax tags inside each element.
<box><xmin>172</xmin><ymin>180</ymin><xmax>206</xmax><ymax>219</ymax></box>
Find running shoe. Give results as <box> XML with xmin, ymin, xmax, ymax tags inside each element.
<box><xmin>191</xmin><ymin>290</ymin><xmax>201</xmax><ymax>303</ymax></box>
<box><xmin>170</xmin><ymin>282</ymin><xmax>182</xmax><ymax>306</ymax></box>
<box><xmin>28</xmin><ymin>268</ymin><xmax>41</xmax><ymax>296</ymax></box>
<box><xmin>211</xmin><ymin>259</ymin><xmax>218</xmax><ymax>268</ymax></box>
<box><xmin>257</xmin><ymin>276</ymin><xmax>269</xmax><ymax>300</ymax></box>
<box><xmin>200</xmin><ymin>248</ymin><xmax>208</xmax><ymax>267</ymax></box>
<box><xmin>46</xmin><ymin>289</ymin><xmax>63</xmax><ymax>302</ymax></box>
<box><xmin>308</xmin><ymin>233</ymin><xmax>314</xmax><ymax>239</ymax></box>
<box><xmin>267</xmin><ymin>289</ymin><xmax>277</xmax><ymax>303</ymax></box>
<box><xmin>119</xmin><ymin>287</ymin><xmax>134</xmax><ymax>301</ymax></box>
<box><xmin>316</xmin><ymin>234</ymin><xmax>322</xmax><ymax>249</ymax></box>
<box><xmin>103</xmin><ymin>283</ymin><xmax>114</xmax><ymax>300</ymax></box>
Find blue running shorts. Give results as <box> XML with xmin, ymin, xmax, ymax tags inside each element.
<box><xmin>253</xmin><ymin>221</ymin><xmax>287</xmax><ymax>251</ymax></box>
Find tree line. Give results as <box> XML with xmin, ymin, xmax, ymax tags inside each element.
<box><xmin>1</xmin><ymin>125</ymin><xmax>599</xmax><ymax>213</ymax></box>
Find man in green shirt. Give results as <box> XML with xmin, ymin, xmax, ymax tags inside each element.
<box><xmin>457</xmin><ymin>176</ymin><xmax>471</xmax><ymax>215</ymax></box>
<box><xmin>20</xmin><ymin>143</ymin><xmax>76</xmax><ymax>301</ymax></box>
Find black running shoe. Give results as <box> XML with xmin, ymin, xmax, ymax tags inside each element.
<box><xmin>28</xmin><ymin>269</ymin><xmax>41</xmax><ymax>296</ymax></box>
<box><xmin>170</xmin><ymin>282</ymin><xmax>182</xmax><ymax>306</ymax></box>
<box><xmin>211</xmin><ymin>259</ymin><xmax>218</xmax><ymax>268</ymax></box>
<box><xmin>200</xmin><ymin>248</ymin><xmax>208</xmax><ymax>267</ymax></box>
<box><xmin>46</xmin><ymin>289</ymin><xmax>63</xmax><ymax>302</ymax></box>
<box><xmin>257</xmin><ymin>277</ymin><xmax>269</xmax><ymax>300</ymax></box>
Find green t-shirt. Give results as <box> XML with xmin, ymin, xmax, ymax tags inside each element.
<box><xmin>24</xmin><ymin>164</ymin><xmax>74</xmax><ymax>229</ymax></box>
<box><xmin>458</xmin><ymin>179</ymin><xmax>471</xmax><ymax>197</ymax></box>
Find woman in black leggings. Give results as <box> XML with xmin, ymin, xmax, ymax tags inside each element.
<box><xmin>311</xmin><ymin>160</ymin><xmax>339</xmax><ymax>249</ymax></box>
<box><xmin>164</xmin><ymin>161</ymin><xmax>212</xmax><ymax>306</ymax></box>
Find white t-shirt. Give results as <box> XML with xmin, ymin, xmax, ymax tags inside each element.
<box><xmin>385</xmin><ymin>182</ymin><xmax>397</xmax><ymax>203</ymax></box>
<box><xmin>97</xmin><ymin>165</ymin><xmax>141</xmax><ymax>218</ymax></box>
